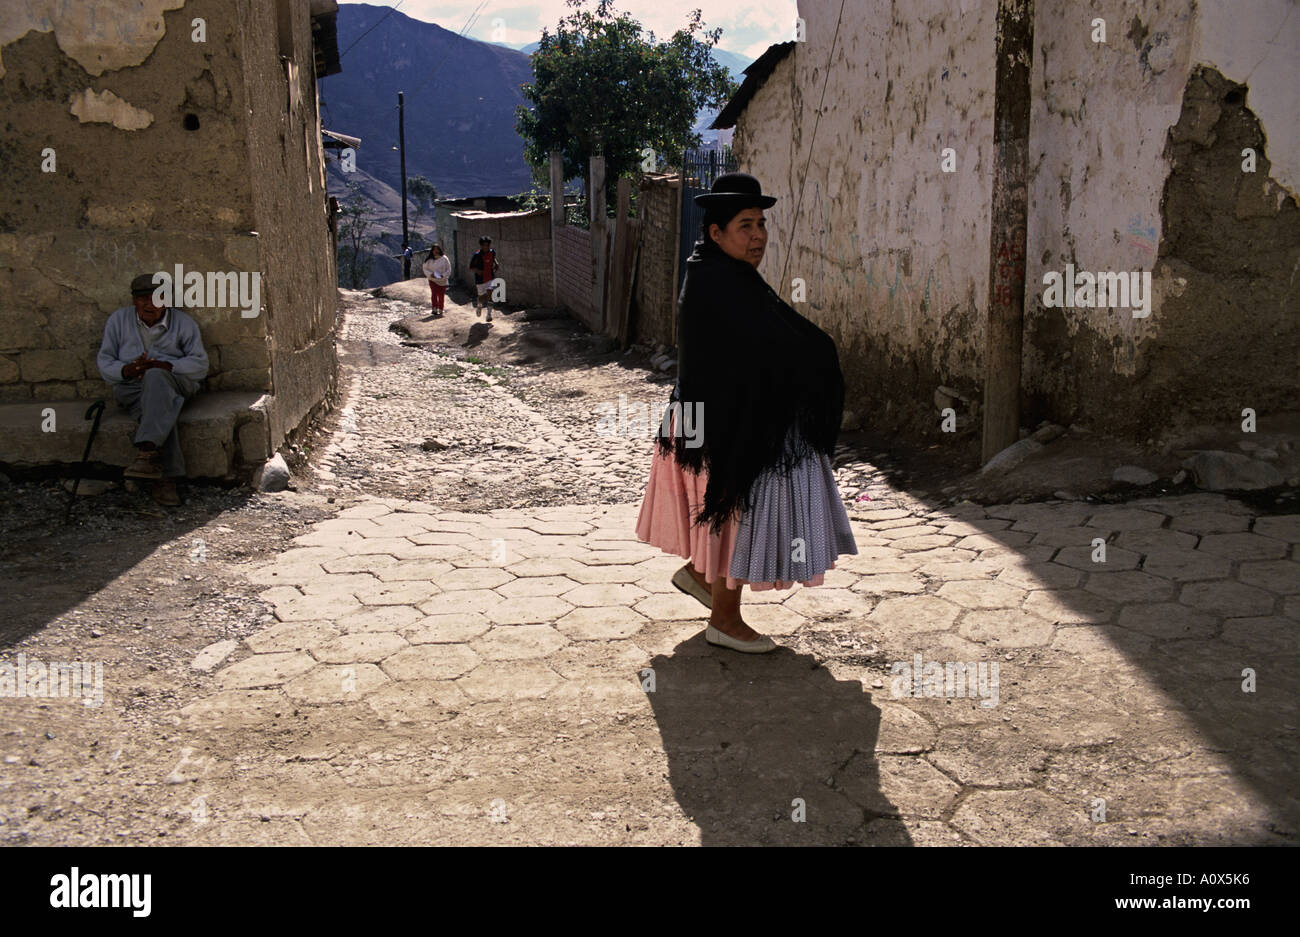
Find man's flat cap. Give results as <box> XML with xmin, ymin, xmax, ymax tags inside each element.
<box><xmin>130</xmin><ymin>273</ymin><xmax>160</xmax><ymax>296</ymax></box>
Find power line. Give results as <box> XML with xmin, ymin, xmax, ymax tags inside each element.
<box><xmin>405</xmin><ymin>1</ymin><xmax>490</xmax><ymax>102</ymax></box>
<box><xmin>338</xmin><ymin>1</ymin><xmax>406</xmax><ymax>61</ymax></box>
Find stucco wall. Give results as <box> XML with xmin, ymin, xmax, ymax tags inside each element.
<box><xmin>0</xmin><ymin>0</ymin><xmax>339</xmax><ymax>464</ymax></box>
<box><xmin>451</xmin><ymin>209</ymin><xmax>554</xmax><ymax>307</ymax></box>
<box><xmin>734</xmin><ymin>0</ymin><xmax>1298</xmax><ymax>440</ymax></box>
<box><xmin>0</xmin><ymin>0</ymin><xmax>266</xmax><ymax>406</ymax></box>
<box><xmin>236</xmin><ymin>0</ymin><xmax>339</xmax><ymax>451</ymax></box>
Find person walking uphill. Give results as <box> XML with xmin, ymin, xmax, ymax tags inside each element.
<box><xmin>635</xmin><ymin>173</ymin><xmax>858</xmax><ymax>653</ymax></box>
<box><xmin>422</xmin><ymin>244</ymin><xmax>451</xmax><ymax>316</ymax></box>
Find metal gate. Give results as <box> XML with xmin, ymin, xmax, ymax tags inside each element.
<box><xmin>677</xmin><ymin>147</ymin><xmax>738</xmax><ymax>289</ymax></box>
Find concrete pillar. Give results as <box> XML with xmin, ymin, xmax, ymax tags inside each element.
<box><xmin>590</xmin><ymin>154</ymin><xmax>607</xmax><ymax>331</ymax></box>
<box><xmin>981</xmin><ymin>0</ymin><xmax>1033</xmax><ymax>464</ymax></box>
<box><xmin>550</xmin><ymin>150</ymin><xmax>564</xmax><ymax>306</ymax></box>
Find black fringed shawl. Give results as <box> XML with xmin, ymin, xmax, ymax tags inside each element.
<box><xmin>656</xmin><ymin>235</ymin><xmax>846</xmax><ymax>533</ymax></box>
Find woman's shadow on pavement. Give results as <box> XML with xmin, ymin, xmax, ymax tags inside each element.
<box><xmin>646</xmin><ymin>633</ymin><xmax>914</xmax><ymax>845</ymax></box>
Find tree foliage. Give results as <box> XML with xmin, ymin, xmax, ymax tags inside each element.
<box><xmin>516</xmin><ymin>0</ymin><xmax>735</xmax><ymax>199</ymax></box>
<box><xmin>337</xmin><ymin>182</ymin><xmax>375</xmax><ymax>289</ymax></box>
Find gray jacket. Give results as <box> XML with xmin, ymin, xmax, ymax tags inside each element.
<box><xmin>97</xmin><ymin>306</ymin><xmax>210</xmax><ymax>384</ymax></box>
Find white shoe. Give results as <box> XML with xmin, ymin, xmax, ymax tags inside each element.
<box><xmin>705</xmin><ymin>624</ymin><xmax>776</xmax><ymax>654</ymax></box>
<box><xmin>671</xmin><ymin>564</ymin><xmax>713</xmax><ymax>609</ymax></box>
<box><xmin>485</xmin><ymin>310</ymin><xmax>492</xmax><ymax>322</ymax></box>
<box><xmin>476</xmin><ymin>306</ymin><xmax>482</xmax><ymax>318</ymax></box>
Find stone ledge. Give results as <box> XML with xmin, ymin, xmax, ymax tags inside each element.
<box><xmin>0</xmin><ymin>390</ymin><xmax>269</xmax><ymax>478</ymax></box>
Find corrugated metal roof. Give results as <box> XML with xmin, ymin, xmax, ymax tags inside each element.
<box><xmin>710</xmin><ymin>41</ymin><xmax>796</xmax><ymax>130</ymax></box>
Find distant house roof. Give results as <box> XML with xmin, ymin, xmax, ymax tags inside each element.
<box><xmin>310</xmin><ymin>1</ymin><xmax>342</xmax><ymax>78</ymax></box>
<box><xmin>321</xmin><ymin>129</ymin><xmax>360</xmax><ymax>150</ymax></box>
<box><xmin>711</xmin><ymin>41</ymin><xmax>796</xmax><ymax>130</ymax></box>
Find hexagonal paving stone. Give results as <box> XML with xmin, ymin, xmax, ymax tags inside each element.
<box><xmin>1196</xmin><ymin>532</ymin><xmax>1288</xmax><ymax>561</ymax></box>
<box><xmin>1021</xmin><ymin>588</ymin><xmax>1116</xmax><ymax>625</ymax></box>
<box><xmin>322</xmin><ymin>554</ymin><xmax>402</xmax><ymax>575</ymax></box>
<box><xmin>1052</xmin><ymin>543</ymin><xmax>1141</xmax><ymax>572</ymax></box>
<box><xmin>562</xmin><ymin>564</ymin><xmax>647</xmax><ymax>584</ymax></box>
<box><xmin>936</xmin><ymin>580</ymin><xmax>1027</xmax><ymax>609</ymax></box>
<box><xmin>1083</xmin><ymin>570</ymin><xmax>1174</xmax><ymax>603</ymax></box>
<box><xmin>375</xmin><ymin>560</ymin><xmax>457</xmax><ymax>582</ymax></box>
<box><xmin>365</xmin><ymin>680</ymin><xmax>459</xmax><ymax>724</ymax></box>
<box><xmin>851</xmin><ymin>573</ymin><xmax>927</xmax><ymax>595</ymax></box>
<box><xmin>418</xmin><ymin>589</ymin><xmax>504</xmax><ymax>616</ymax></box>
<box><xmin>400</xmin><ymin>613</ymin><xmax>493</xmax><ymax>644</ymax></box>
<box><xmin>560</xmin><ymin>582</ymin><xmax>648</xmax><ymax>607</ymax></box>
<box><xmin>835</xmin><ymin>754</ymin><xmax>960</xmax><ymax>819</ymax></box>
<box><xmin>1113</xmin><ymin>528</ymin><xmax>1200</xmax><ymax>554</ymax></box>
<box><xmin>1253</xmin><ymin>515</ymin><xmax>1300</xmax><ymax>542</ymax></box>
<box><xmin>525</xmin><ymin>521</ymin><xmax>593</xmax><ymax>535</ymax></box>
<box><xmin>310</xmin><ymin>632</ymin><xmax>408</xmax><ymax>664</ymax></box>
<box><xmin>1030</xmin><ymin>526</ymin><xmax>1098</xmax><ymax>548</ymax></box>
<box><xmin>338</xmin><ymin>501</ymin><xmax>394</xmax><ymax>519</ymax></box>
<box><xmin>1082</xmin><ymin>507</ymin><xmax>1167</xmax><ymax>531</ymax></box>
<box><xmin>1237</xmin><ymin>559</ymin><xmax>1300</xmax><ymax>594</ymax></box>
<box><xmin>784</xmin><ymin>587</ymin><xmax>866</xmax><ymax>620</ymax></box>
<box><xmin>497</xmin><ymin>575</ymin><xmax>580</xmax><ymax>598</ymax></box>
<box><xmin>456</xmin><ymin>660</ymin><xmax>562</xmax><ymax>700</ymax></box>
<box><xmin>436</xmin><ymin>567</ymin><xmax>514</xmax><ymax>591</ymax></box>
<box><xmin>347</xmin><ymin>537</ymin><xmax>421</xmax><ymax>556</ymax></box>
<box><xmin>954</xmin><ymin>531</ymin><xmax>1034</xmax><ymax>551</ymax></box>
<box><xmin>260</xmin><ymin>585</ymin><xmax>304</xmax><ymax>605</ymax></box>
<box><xmin>484</xmin><ymin>595</ymin><xmax>576</xmax><ymax>625</ymax></box>
<box><xmin>300</xmin><ymin>573</ymin><xmax>382</xmax><ymax>596</ymax></box>
<box><xmin>215</xmin><ymin>652</ymin><xmax>317</xmax><ymax>690</ymax></box>
<box><xmin>868</xmin><ymin>596</ymin><xmax>961</xmax><ymax>633</ymax></box>
<box><xmin>1178</xmin><ymin>580</ymin><xmax>1274</xmax><ymax>618</ymax></box>
<box><xmin>245</xmin><ymin>620</ymin><xmax>340</xmax><ymax>654</ymax></box>
<box><xmin>994</xmin><ymin>562</ymin><xmax>1081</xmax><ymax>590</ymax></box>
<box><xmin>381</xmin><ymin>643</ymin><xmax>480</xmax><ymax>681</ymax></box>
<box><xmin>357</xmin><ymin>580</ymin><xmax>443</xmax><ymax>606</ymax></box>
<box><xmin>633</xmin><ymin>593</ymin><xmax>709</xmax><ymax>622</ymax></box>
<box><xmin>472</xmin><ymin>624</ymin><xmax>569</xmax><ymax>660</ymax></box>
<box><xmin>246</xmin><ymin>563</ymin><xmax>326</xmax><ymax>586</ymax></box>
<box><xmin>1219</xmin><ymin>615</ymin><xmax>1295</xmax><ymax>654</ymax></box>
<box><xmin>740</xmin><ymin>603</ymin><xmax>810</xmax><ymax>635</ymax></box>
<box><xmin>283</xmin><ymin>663</ymin><xmax>389</xmax><ymax>703</ymax></box>
<box><xmin>1170</xmin><ymin>511</ymin><xmax>1252</xmax><ymax>534</ymax></box>
<box><xmin>504</xmin><ymin>557</ymin><xmax>586</xmax><ymax>578</ymax></box>
<box><xmin>408</xmin><ymin>530</ymin><xmax>475</xmax><ymax>545</ymax></box>
<box><xmin>835</xmin><ymin>550</ymin><xmax>921</xmax><ymax>574</ymax></box>
<box><xmin>555</xmin><ymin>606</ymin><xmax>649</xmax><ymax>640</ymax></box>
<box><xmin>1139</xmin><ymin>547</ymin><xmax>1231</xmax><ymax>582</ymax></box>
<box><xmin>958</xmin><ymin>609</ymin><xmax>1055</xmax><ymax>647</ymax></box>
<box><xmin>273</xmin><ymin>593</ymin><xmax>363</xmax><ymax>622</ymax></box>
<box><xmin>1116</xmin><ymin>602</ymin><xmax>1217</xmax><ymax>639</ymax></box>
<box><xmin>335</xmin><ymin>604</ymin><xmax>424</xmax><ymax>634</ymax></box>
<box><xmin>892</xmin><ymin>534</ymin><xmax>958</xmax><ymax>551</ymax></box>
<box><xmin>580</xmin><ymin>550</ymin><xmax>652</xmax><ymax>566</ymax></box>
<box><xmin>950</xmin><ymin>790</ymin><xmax>1090</xmax><ymax>845</ymax></box>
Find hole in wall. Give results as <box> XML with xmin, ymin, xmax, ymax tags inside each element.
<box><xmin>183</xmin><ymin>113</ymin><xmax>200</xmax><ymax>131</ymax></box>
<box><xmin>1223</xmin><ymin>89</ymin><xmax>1243</xmax><ymax>105</ymax></box>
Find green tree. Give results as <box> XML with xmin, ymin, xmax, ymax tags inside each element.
<box><xmin>408</xmin><ymin>175</ymin><xmax>438</xmax><ymax>231</ymax></box>
<box><xmin>516</xmin><ymin>0</ymin><xmax>735</xmax><ymax>212</ymax></box>
<box><xmin>337</xmin><ymin>182</ymin><xmax>375</xmax><ymax>288</ymax></box>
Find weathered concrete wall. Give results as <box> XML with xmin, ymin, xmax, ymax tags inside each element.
<box><xmin>555</xmin><ymin>224</ymin><xmax>598</xmax><ymax>331</ymax></box>
<box><xmin>1023</xmin><ymin>0</ymin><xmax>1299</xmax><ymax>437</ymax></box>
<box><xmin>734</xmin><ymin>0</ymin><xmax>995</xmax><ymax>436</ymax></box>
<box><xmin>0</xmin><ymin>0</ymin><xmax>265</xmax><ymax>407</ymax></box>
<box><xmin>632</xmin><ymin>173</ymin><xmax>681</xmax><ymax>347</ymax></box>
<box><xmin>235</xmin><ymin>0</ymin><xmax>339</xmax><ymax>453</ymax></box>
<box><xmin>0</xmin><ymin>0</ymin><xmax>339</xmax><ymax>469</ymax></box>
<box><xmin>734</xmin><ymin>0</ymin><xmax>1298</xmax><ymax>441</ymax></box>
<box><xmin>451</xmin><ymin>209</ymin><xmax>554</xmax><ymax>307</ymax></box>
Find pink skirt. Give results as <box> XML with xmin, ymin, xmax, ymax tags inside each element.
<box><xmin>634</xmin><ymin>442</ymin><xmax>828</xmax><ymax>592</ymax></box>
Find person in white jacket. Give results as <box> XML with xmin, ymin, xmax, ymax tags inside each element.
<box><xmin>421</xmin><ymin>244</ymin><xmax>451</xmax><ymax>316</ymax></box>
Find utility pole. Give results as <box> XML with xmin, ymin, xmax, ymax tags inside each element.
<box><xmin>981</xmin><ymin>0</ymin><xmax>1033</xmax><ymax>463</ymax></box>
<box><xmin>398</xmin><ymin>90</ymin><xmax>410</xmax><ymax>280</ymax></box>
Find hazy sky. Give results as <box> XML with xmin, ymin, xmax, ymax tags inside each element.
<box><xmin>375</xmin><ymin>0</ymin><xmax>799</xmax><ymax>60</ymax></box>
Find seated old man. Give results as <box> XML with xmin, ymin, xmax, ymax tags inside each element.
<box><xmin>96</xmin><ymin>273</ymin><xmax>210</xmax><ymax>506</ymax></box>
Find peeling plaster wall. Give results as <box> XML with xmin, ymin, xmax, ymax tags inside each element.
<box><xmin>735</xmin><ymin>0</ymin><xmax>996</xmax><ymax>436</ymax></box>
<box><xmin>735</xmin><ymin>0</ymin><xmax>1298</xmax><ymax>441</ymax></box>
<box><xmin>1024</xmin><ymin>0</ymin><xmax>1299</xmax><ymax>436</ymax></box>
<box><xmin>235</xmin><ymin>0</ymin><xmax>338</xmax><ymax>451</ymax></box>
<box><xmin>0</xmin><ymin>0</ymin><xmax>339</xmax><ymax>465</ymax></box>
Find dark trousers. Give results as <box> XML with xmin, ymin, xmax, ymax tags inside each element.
<box><xmin>112</xmin><ymin>369</ymin><xmax>201</xmax><ymax>477</ymax></box>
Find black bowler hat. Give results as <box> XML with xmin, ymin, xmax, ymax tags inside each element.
<box><xmin>693</xmin><ymin>172</ymin><xmax>776</xmax><ymax>209</ymax></box>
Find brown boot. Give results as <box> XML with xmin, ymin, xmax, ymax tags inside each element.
<box><xmin>124</xmin><ymin>448</ymin><xmax>162</xmax><ymax>480</ymax></box>
<box><xmin>150</xmin><ymin>478</ymin><xmax>181</xmax><ymax>506</ymax></box>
